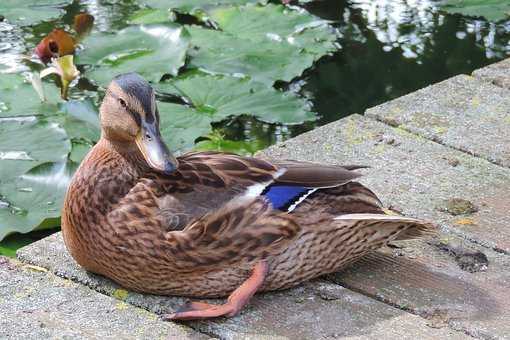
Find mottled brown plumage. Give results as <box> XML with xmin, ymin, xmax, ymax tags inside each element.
<box><xmin>61</xmin><ymin>73</ymin><xmax>435</xmax><ymax>320</ymax></box>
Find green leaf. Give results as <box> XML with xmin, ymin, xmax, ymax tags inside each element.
<box><xmin>128</xmin><ymin>8</ymin><xmax>175</xmax><ymax>25</ymax></box>
<box><xmin>69</xmin><ymin>141</ymin><xmax>92</xmax><ymax>163</ymax></box>
<box><xmin>141</xmin><ymin>0</ymin><xmax>261</xmax><ymax>16</ymax></box>
<box><xmin>156</xmin><ymin>73</ymin><xmax>316</xmax><ymax>125</ymax></box>
<box><xmin>185</xmin><ymin>4</ymin><xmax>337</xmax><ymax>85</ymax></box>
<box><xmin>194</xmin><ymin>131</ymin><xmax>266</xmax><ymax>155</ymax></box>
<box><xmin>0</xmin><ymin>118</ymin><xmax>72</xmax><ymax>240</ymax></box>
<box><xmin>441</xmin><ymin>0</ymin><xmax>510</xmax><ymax>22</ymax></box>
<box><xmin>77</xmin><ymin>24</ymin><xmax>190</xmax><ymax>85</ymax></box>
<box><xmin>0</xmin><ymin>73</ymin><xmax>61</xmax><ymax>118</ymax></box>
<box><xmin>0</xmin><ymin>0</ymin><xmax>72</xmax><ymax>25</ymax></box>
<box><xmin>0</xmin><ymin>161</ymin><xmax>77</xmax><ymax>240</ymax></box>
<box><xmin>158</xmin><ymin>102</ymin><xmax>214</xmax><ymax>152</ymax></box>
<box><xmin>55</xmin><ymin>99</ymin><xmax>101</xmax><ymax>143</ymax></box>
<box><xmin>0</xmin><ymin>118</ymin><xmax>71</xmax><ymax>181</ymax></box>
<box><xmin>0</xmin><ymin>229</ymin><xmax>57</xmax><ymax>257</ymax></box>
<box><xmin>209</xmin><ymin>4</ymin><xmax>337</xmax><ymax>54</ymax></box>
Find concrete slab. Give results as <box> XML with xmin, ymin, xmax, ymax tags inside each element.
<box><xmin>473</xmin><ymin>58</ymin><xmax>510</xmax><ymax>90</ymax></box>
<box><xmin>261</xmin><ymin>115</ymin><xmax>510</xmax><ymax>339</ymax></box>
<box><xmin>365</xmin><ymin>75</ymin><xmax>510</xmax><ymax>168</ymax></box>
<box><xmin>0</xmin><ymin>256</ymin><xmax>205</xmax><ymax>340</ymax></box>
<box><xmin>16</xmin><ymin>234</ymin><xmax>467</xmax><ymax>340</ymax></box>
<box><xmin>329</xmin><ymin>244</ymin><xmax>510</xmax><ymax>340</ymax></box>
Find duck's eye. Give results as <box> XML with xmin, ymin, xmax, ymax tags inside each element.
<box><xmin>118</xmin><ymin>98</ymin><xmax>127</xmax><ymax>108</ymax></box>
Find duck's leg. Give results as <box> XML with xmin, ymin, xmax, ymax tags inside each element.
<box><xmin>163</xmin><ymin>261</ymin><xmax>268</xmax><ymax>321</ymax></box>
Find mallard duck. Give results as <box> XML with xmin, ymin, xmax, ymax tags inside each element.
<box><xmin>62</xmin><ymin>73</ymin><xmax>434</xmax><ymax>321</ymax></box>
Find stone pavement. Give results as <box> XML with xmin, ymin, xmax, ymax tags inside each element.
<box><xmin>3</xmin><ymin>59</ymin><xmax>510</xmax><ymax>339</ymax></box>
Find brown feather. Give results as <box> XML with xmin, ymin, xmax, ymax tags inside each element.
<box><xmin>274</xmin><ymin>160</ymin><xmax>363</xmax><ymax>188</ymax></box>
<box><xmin>165</xmin><ymin>198</ymin><xmax>300</xmax><ymax>269</ymax></box>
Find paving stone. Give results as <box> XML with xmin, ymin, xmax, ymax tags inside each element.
<box><xmin>0</xmin><ymin>256</ymin><xmax>205</xmax><ymax>340</ymax></box>
<box><xmin>365</xmin><ymin>75</ymin><xmax>510</xmax><ymax>168</ymax></box>
<box><xmin>261</xmin><ymin>115</ymin><xmax>510</xmax><ymax>339</ymax></box>
<box><xmin>16</xmin><ymin>234</ymin><xmax>467</xmax><ymax>340</ymax></box>
<box><xmin>473</xmin><ymin>58</ymin><xmax>510</xmax><ymax>90</ymax></box>
<box><xmin>329</xmin><ymin>244</ymin><xmax>510</xmax><ymax>340</ymax></box>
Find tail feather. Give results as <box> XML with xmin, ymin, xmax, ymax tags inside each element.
<box><xmin>334</xmin><ymin>213</ymin><xmax>436</xmax><ymax>242</ymax></box>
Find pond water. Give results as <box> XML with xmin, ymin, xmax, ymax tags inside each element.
<box><xmin>224</xmin><ymin>0</ymin><xmax>510</xmax><ymax>145</ymax></box>
<box><xmin>1</xmin><ymin>0</ymin><xmax>509</xmax><ymax>149</ymax></box>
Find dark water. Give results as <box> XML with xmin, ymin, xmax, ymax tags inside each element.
<box><xmin>222</xmin><ymin>0</ymin><xmax>510</xmax><ymax>146</ymax></box>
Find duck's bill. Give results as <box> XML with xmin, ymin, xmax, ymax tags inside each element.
<box><xmin>135</xmin><ymin>121</ymin><xmax>178</xmax><ymax>175</ymax></box>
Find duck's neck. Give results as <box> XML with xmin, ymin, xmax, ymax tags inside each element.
<box><xmin>63</xmin><ymin>138</ymin><xmax>145</xmax><ymax>225</ymax></box>
<box><xmin>62</xmin><ymin>138</ymin><xmax>144</xmax><ymax>272</ymax></box>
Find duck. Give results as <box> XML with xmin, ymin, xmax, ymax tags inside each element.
<box><xmin>61</xmin><ymin>72</ymin><xmax>435</xmax><ymax>321</ymax></box>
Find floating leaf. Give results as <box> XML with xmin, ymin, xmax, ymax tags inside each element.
<box><xmin>0</xmin><ymin>73</ymin><xmax>60</xmax><ymax>118</ymax></box>
<box><xmin>77</xmin><ymin>24</ymin><xmax>190</xmax><ymax>85</ymax></box>
<box><xmin>185</xmin><ymin>4</ymin><xmax>336</xmax><ymax>85</ymax></box>
<box><xmin>69</xmin><ymin>141</ymin><xmax>93</xmax><ymax>163</ymax></box>
<box><xmin>195</xmin><ymin>131</ymin><xmax>266</xmax><ymax>155</ymax></box>
<box><xmin>0</xmin><ymin>118</ymin><xmax>70</xmax><ymax>182</ymax></box>
<box><xmin>187</xmin><ymin>26</ymin><xmax>313</xmax><ymax>85</ymax></box>
<box><xmin>209</xmin><ymin>3</ymin><xmax>337</xmax><ymax>54</ymax></box>
<box><xmin>440</xmin><ymin>0</ymin><xmax>510</xmax><ymax>22</ymax></box>
<box><xmin>128</xmin><ymin>8</ymin><xmax>175</xmax><ymax>25</ymax></box>
<box><xmin>0</xmin><ymin>160</ymin><xmax>77</xmax><ymax>240</ymax></box>
<box><xmin>51</xmin><ymin>99</ymin><xmax>100</xmax><ymax>143</ymax></box>
<box><xmin>141</xmin><ymin>0</ymin><xmax>261</xmax><ymax>17</ymax></box>
<box><xmin>158</xmin><ymin>102</ymin><xmax>214</xmax><ymax>152</ymax></box>
<box><xmin>0</xmin><ymin>229</ymin><xmax>56</xmax><ymax>257</ymax></box>
<box><xmin>0</xmin><ymin>117</ymin><xmax>72</xmax><ymax>240</ymax></box>
<box><xmin>35</xmin><ymin>29</ymin><xmax>76</xmax><ymax>64</ymax></box>
<box><xmin>0</xmin><ymin>0</ymin><xmax>72</xmax><ymax>25</ymax></box>
<box><xmin>156</xmin><ymin>73</ymin><xmax>316</xmax><ymax>124</ymax></box>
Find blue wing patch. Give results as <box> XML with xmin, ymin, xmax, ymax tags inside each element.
<box><xmin>262</xmin><ymin>185</ymin><xmax>313</xmax><ymax>211</ymax></box>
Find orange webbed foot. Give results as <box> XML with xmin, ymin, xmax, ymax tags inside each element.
<box><xmin>162</xmin><ymin>261</ymin><xmax>268</xmax><ymax>321</ymax></box>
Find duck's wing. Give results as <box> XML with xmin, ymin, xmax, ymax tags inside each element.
<box><xmin>274</xmin><ymin>160</ymin><xmax>365</xmax><ymax>188</ymax></box>
<box><xmin>164</xmin><ymin>197</ymin><xmax>300</xmax><ymax>269</ymax></box>
<box><xmin>146</xmin><ymin>152</ymin><xmax>372</xmax><ymax>224</ymax></box>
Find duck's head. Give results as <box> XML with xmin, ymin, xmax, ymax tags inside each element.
<box><xmin>100</xmin><ymin>73</ymin><xmax>178</xmax><ymax>174</ymax></box>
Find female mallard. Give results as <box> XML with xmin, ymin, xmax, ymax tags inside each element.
<box><xmin>62</xmin><ymin>73</ymin><xmax>434</xmax><ymax>320</ymax></box>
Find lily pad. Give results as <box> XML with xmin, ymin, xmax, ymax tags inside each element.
<box><xmin>209</xmin><ymin>4</ymin><xmax>337</xmax><ymax>55</ymax></box>
<box><xmin>156</xmin><ymin>73</ymin><xmax>316</xmax><ymax>124</ymax></box>
<box><xmin>440</xmin><ymin>0</ymin><xmax>510</xmax><ymax>22</ymax></box>
<box><xmin>0</xmin><ymin>161</ymin><xmax>77</xmax><ymax>240</ymax></box>
<box><xmin>195</xmin><ymin>131</ymin><xmax>266</xmax><ymax>155</ymax></box>
<box><xmin>55</xmin><ymin>99</ymin><xmax>100</xmax><ymax>143</ymax></box>
<box><xmin>128</xmin><ymin>8</ymin><xmax>176</xmax><ymax>25</ymax></box>
<box><xmin>77</xmin><ymin>24</ymin><xmax>190</xmax><ymax>85</ymax></box>
<box><xmin>46</xmin><ymin>99</ymin><xmax>100</xmax><ymax>163</ymax></box>
<box><xmin>0</xmin><ymin>229</ymin><xmax>56</xmax><ymax>257</ymax></box>
<box><xmin>141</xmin><ymin>0</ymin><xmax>261</xmax><ymax>16</ymax></box>
<box><xmin>69</xmin><ymin>141</ymin><xmax>93</xmax><ymax>163</ymax></box>
<box><xmin>158</xmin><ymin>102</ymin><xmax>214</xmax><ymax>152</ymax></box>
<box><xmin>187</xmin><ymin>26</ymin><xmax>312</xmax><ymax>85</ymax></box>
<box><xmin>0</xmin><ymin>118</ymin><xmax>72</xmax><ymax>240</ymax></box>
<box><xmin>185</xmin><ymin>4</ymin><xmax>337</xmax><ymax>84</ymax></box>
<box><xmin>0</xmin><ymin>118</ymin><xmax>70</xmax><ymax>181</ymax></box>
<box><xmin>0</xmin><ymin>0</ymin><xmax>72</xmax><ymax>25</ymax></box>
<box><xmin>0</xmin><ymin>73</ymin><xmax>61</xmax><ymax>118</ymax></box>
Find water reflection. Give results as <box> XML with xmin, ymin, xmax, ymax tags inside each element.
<box><xmin>0</xmin><ymin>21</ymin><xmax>28</xmax><ymax>73</ymax></box>
<box><xmin>295</xmin><ymin>0</ymin><xmax>510</xmax><ymax>127</ymax></box>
